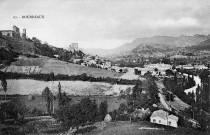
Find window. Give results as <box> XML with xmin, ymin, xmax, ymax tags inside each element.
<box><xmin>159</xmin><ymin>120</ymin><xmax>161</xmax><ymax>123</ymax></box>
<box><xmin>168</xmin><ymin>121</ymin><xmax>171</xmax><ymax>125</ymax></box>
<box><xmin>153</xmin><ymin>119</ymin><xmax>156</xmax><ymax>123</ymax></box>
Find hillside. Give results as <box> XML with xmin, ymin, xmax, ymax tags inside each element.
<box><xmin>113</xmin><ymin>35</ymin><xmax>210</xmax><ymax>55</ymax></box>
<box><xmin>84</xmin><ymin>34</ymin><xmax>210</xmax><ymax>57</ymax></box>
<box><xmin>186</xmin><ymin>38</ymin><xmax>210</xmax><ymax>52</ymax></box>
<box><xmin>3</xmin><ymin>57</ymin><xmax>120</xmax><ymax>78</ymax></box>
<box><xmin>0</xmin><ymin>36</ymin><xmax>36</xmax><ymax>54</ymax></box>
<box><xmin>0</xmin><ymin>35</ymin><xmax>84</xmax><ymax>59</ymax></box>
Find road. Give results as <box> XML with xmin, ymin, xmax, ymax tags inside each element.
<box><xmin>156</xmin><ymin>80</ymin><xmax>190</xmax><ymax>112</ymax></box>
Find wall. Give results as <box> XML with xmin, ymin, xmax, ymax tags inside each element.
<box><xmin>1</xmin><ymin>31</ymin><xmax>13</xmax><ymax>37</ymax></box>
<box><xmin>150</xmin><ymin>116</ymin><xmax>178</xmax><ymax>128</ymax></box>
<box><xmin>151</xmin><ymin>117</ymin><xmax>167</xmax><ymax>126</ymax></box>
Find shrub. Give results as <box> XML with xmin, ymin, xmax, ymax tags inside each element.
<box><xmin>21</xmin><ymin>120</ymin><xmax>48</xmax><ymax>134</ymax></box>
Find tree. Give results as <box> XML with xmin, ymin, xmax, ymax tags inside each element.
<box><xmin>99</xmin><ymin>101</ymin><xmax>108</xmax><ymax>121</ymax></box>
<box><xmin>0</xmin><ymin>98</ymin><xmax>27</xmax><ymax>123</ymax></box>
<box><xmin>56</xmin><ymin>98</ymin><xmax>98</xmax><ymax>128</ymax></box>
<box><xmin>32</xmin><ymin>37</ymin><xmax>42</xmax><ymax>44</ymax></box>
<box><xmin>174</xmin><ymin>72</ymin><xmax>177</xmax><ymax>84</ymax></box>
<box><xmin>42</xmin><ymin>87</ymin><xmax>53</xmax><ymax>115</ymax></box>
<box><xmin>154</xmin><ymin>68</ymin><xmax>158</xmax><ymax>72</ymax></box>
<box><xmin>58</xmin><ymin>82</ymin><xmax>62</xmax><ymax>108</ymax></box>
<box><xmin>80</xmin><ymin>98</ymin><xmax>98</xmax><ymax>122</ymax></box>
<box><xmin>132</xmin><ymin>81</ymin><xmax>142</xmax><ymax>99</ymax></box>
<box><xmin>50</xmin><ymin>72</ymin><xmax>54</xmax><ymax>81</ymax></box>
<box><xmin>118</xmin><ymin>103</ymin><xmax>128</xmax><ymax>115</ymax></box>
<box><xmin>1</xmin><ymin>76</ymin><xmax>7</xmax><ymax>100</ymax></box>
<box><xmin>165</xmin><ymin>93</ymin><xmax>175</xmax><ymax>102</ymax></box>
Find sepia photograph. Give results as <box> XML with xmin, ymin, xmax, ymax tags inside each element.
<box><xmin>0</xmin><ymin>0</ymin><xmax>210</xmax><ymax>134</ymax></box>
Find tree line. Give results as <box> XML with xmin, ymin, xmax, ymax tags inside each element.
<box><xmin>0</xmin><ymin>71</ymin><xmax>139</xmax><ymax>85</ymax></box>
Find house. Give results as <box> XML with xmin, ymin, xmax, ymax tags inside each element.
<box><xmin>150</xmin><ymin>109</ymin><xmax>179</xmax><ymax>128</ymax></box>
<box><xmin>102</xmin><ymin>61</ymin><xmax>111</xmax><ymax>69</ymax></box>
<box><xmin>73</xmin><ymin>59</ymin><xmax>83</xmax><ymax>64</ymax></box>
<box><xmin>87</xmin><ymin>59</ymin><xmax>96</xmax><ymax>65</ymax></box>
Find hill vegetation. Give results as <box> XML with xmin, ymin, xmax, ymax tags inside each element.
<box><xmin>0</xmin><ymin>36</ymin><xmax>84</xmax><ymax>61</ymax></box>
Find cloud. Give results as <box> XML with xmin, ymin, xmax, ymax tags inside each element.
<box><xmin>153</xmin><ymin>17</ymin><xmax>199</xmax><ymax>28</ymax></box>
<box><xmin>1</xmin><ymin>0</ymin><xmax>210</xmax><ymax>49</ymax></box>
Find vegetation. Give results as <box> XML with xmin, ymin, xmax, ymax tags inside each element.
<box><xmin>164</xmin><ymin>70</ymin><xmax>210</xmax><ymax>131</ymax></box>
<box><xmin>98</xmin><ymin>101</ymin><xmax>108</xmax><ymax>121</ymax></box>
<box><xmin>56</xmin><ymin>98</ymin><xmax>100</xmax><ymax>128</ymax></box>
<box><xmin>0</xmin><ymin>45</ymin><xmax>19</xmax><ymax>66</ymax></box>
<box><xmin>42</xmin><ymin>87</ymin><xmax>54</xmax><ymax>115</ymax></box>
<box><xmin>0</xmin><ymin>98</ymin><xmax>27</xmax><ymax>123</ymax></box>
<box><xmin>0</xmin><ymin>71</ymin><xmax>139</xmax><ymax>85</ymax></box>
<box><xmin>128</xmin><ymin>77</ymin><xmax>159</xmax><ymax>109</ymax></box>
<box><xmin>1</xmin><ymin>72</ymin><xmax>7</xmax><ymax>100</ymax></box>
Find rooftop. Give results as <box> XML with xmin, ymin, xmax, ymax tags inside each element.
<box><xmin>150</xmin><ymin>109</ymin><xmax>178</xmax><ymax>121</ymax></box>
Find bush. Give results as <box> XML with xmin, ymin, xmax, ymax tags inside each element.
<box><xmin>75</xmin><ymin>126</ymin><xmax>97</xmax><ymax>134</ymax></box>
<box><xmin>56</xmin><ymin>98</ymin><xmax>99</xmax><ymax>128</ymax></box>
<box><xmin>21</xmin><ymin>120</ymin><xmax>48</xmax><ymax>134</ymax></box>
<box><xmin>0</xmin><ymin>98</ymin><xmax>27</xmax><ymax>122</ymax></box>
<box><xmin>29</xmin><ymin>108</ymin><xmax>43</xmax><ymax>116</ymax></box>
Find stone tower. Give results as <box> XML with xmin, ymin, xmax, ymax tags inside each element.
<box><xmin>69</xmin><ymin>43</ymin><xmax>78</xmax><ymax>52</ymax></box>
<box><xmin>13</xmin><ymin>25</ymin><xmax>20</xmax><ymax>33</ymax></box>
<box><xmin>22</xmin><ymin>28</ymin><xmax>26</xmax><ymax>39</ymax></box>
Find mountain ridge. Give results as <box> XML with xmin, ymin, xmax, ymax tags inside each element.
<box><xmin>83</xmin><ymin>34</ymin><xmax>210</xmax><ymax>57</ymax></box>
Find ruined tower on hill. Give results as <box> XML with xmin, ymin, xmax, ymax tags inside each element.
<box><xmin>22</xmin><ymin>28</ymin><xmax>26</xmax><ymax>39</ymax></box>
<box><xmin>0</xmin><ymin>25</ymin><xmax>26</xmax><ymax>39</ymax></box>
<box><xmin>69</xmin><ymin>43</ymin><xmax>78</xmax><ymax>52</ymax></box>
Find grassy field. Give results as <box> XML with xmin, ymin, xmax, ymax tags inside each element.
<box><xmin>11</xmin><ymin>56</ymin><xmax>49</xmax><ymax>67</ymax></box>
<box><xmin>85</xmin><ymin>121</ymin><xmax>208</xmax><ymax>135</ymax></box>
<box><xmin>7</xmin><ymin>57</ymin><xmax>121</xmax><ymax>78</ymax></box>
<box><xmin>0</xmin><ymin>79</ymin><xmax>134</xmax><ymax>96</ymax></box>
<box><xmin>41</xmin><ymin>58</ymin><xmax>120</xmax><ymax>78</ymax></box>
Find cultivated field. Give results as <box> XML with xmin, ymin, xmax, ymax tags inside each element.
<box><xmin>3</xmin><ymin>57</ymin><xmax>121</xmax><ymax>78</ymax></box>
<box><xmin>119</xmin><ymin>68</ymin><xmax>144</xmax><ymax>80</ymax></box>
<box><xmin>0</xmin><ymin>79</ymin><xmax>134</xmax><ymax>96</ymax></box>
<box><xmin>41</xmin><ymin>59</ymin><xmax>120</xmax><ymax>78</ymax></box>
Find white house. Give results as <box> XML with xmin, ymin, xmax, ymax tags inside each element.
<box><xmin>150</xmin><ymin>110</ymin><xmax>179</xmax><ymax>128</ymax></box>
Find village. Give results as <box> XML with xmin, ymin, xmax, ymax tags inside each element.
<box><xmin>0</xmin><ymin>27</ymin><xmax>210</xmax><ymax>135</ymax></box>
<box><xmin>1</xmin><ymin>0</ymin><xmax>210</xmax><ymax>134</ymax></box>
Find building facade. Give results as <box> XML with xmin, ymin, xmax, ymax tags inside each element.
<box><xmin>0</xmin><ymin>25</ymin><xmax>26</xmax><ymax>39</ymax></box>
<box><xmin>150</xmin><ymin>110</ymin><xmax>179</xmax><ymax>128</ymax></box>
<box><xmin>69</xmin><ymin>43</ymin><xmax>78</xmax><ymax>52</ymax></box>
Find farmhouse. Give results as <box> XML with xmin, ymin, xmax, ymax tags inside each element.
<box><xmin>150</xmin><ymin>109</ymin><xmax>179</xmax><ymax>128</ymax></box>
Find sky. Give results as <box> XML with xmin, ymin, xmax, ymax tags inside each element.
<box><xmin>0</xmin><ymin>0</ymin><xmax>210</xmax><ymax>49</ymax></box>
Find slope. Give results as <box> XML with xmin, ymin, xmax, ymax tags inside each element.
<box><xmin>85</xmin><ymin>34</ymin><xmax>210</xmax><ymax>57</ymax></box>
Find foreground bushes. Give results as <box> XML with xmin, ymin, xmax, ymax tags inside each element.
<box><xmin>55</xmin><ymin>98</ymin><xmax>107</xmax><ymax>128</ymax></box>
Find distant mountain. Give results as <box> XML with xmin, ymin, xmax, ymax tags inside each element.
<box><xmin>84</xmin><ymin>34</ymin><xmax>210</xmax><ymax>57</ymax></box>
<box><xmin>186</xmin><ymin>38</ymin><xmax>210</xmax><ymax>52</ymax></box>
<box><xmin>81</xmin><ymin>48</ymin><xmax>114</xmax><ymax>56</ymax></box>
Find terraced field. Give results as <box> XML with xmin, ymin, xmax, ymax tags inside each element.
<box><xmin>2</xmin><ymin>57</ymin><xmax>120</xmax><ymax>78</ymax></box>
